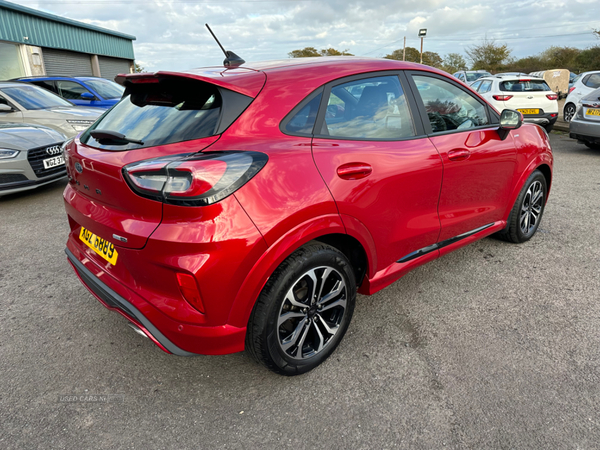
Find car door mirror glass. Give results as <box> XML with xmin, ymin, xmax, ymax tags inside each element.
<box><xmin>499</xmin><ymin>109</ymin><xmax>522</xmax><ymax>130</ymax></box>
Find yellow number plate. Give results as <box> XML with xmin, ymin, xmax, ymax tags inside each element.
<box><xmin>585</xmin><ymin>108</ymin><xmax>600</xmax><ymax>116</ymax></box>
<box><xmin>517</xmin><ymin>109</ymin><xmax>540</xmax><ymax>115</ymax></box>
<box><xmin>79</xmin><ymin>227</ymin><xmax>118</xmax><ymax>265</ymax></box>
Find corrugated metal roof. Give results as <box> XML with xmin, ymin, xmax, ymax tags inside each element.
<box><xmin>0</xmin><ymin>0</ymin><xmax>135</xmax><ymax>60</ymax></box>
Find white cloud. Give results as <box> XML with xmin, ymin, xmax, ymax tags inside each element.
<box><xmin>12</xmin><ymin>0</ymin><xmax>600</xmax><ymax>71</ymax></box>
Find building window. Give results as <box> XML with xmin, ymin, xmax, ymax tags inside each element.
<box><xmin>0</xmin><ymin>42</ymin><xmax>25</xmax><ymax>79</ymax></box>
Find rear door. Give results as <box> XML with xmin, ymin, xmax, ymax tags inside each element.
<box><xmin>407</xmin><ymin>72</ymin><xmax>517</xmax><ymax>242</ymax></box>
<box><xmin>310</xmin><ymin>73</ymin><xmax>443</xmax><ymax>270</ymax></box>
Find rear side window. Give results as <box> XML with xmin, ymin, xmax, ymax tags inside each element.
<box><xmin>583</xmin><ymin>73</ymin><xmax>600</xmax><ymax>89</ymax></box>
<box><xmin>500</xmin><ymin>80</ymin><xmax>551</xmax><ymax>92</ymax></box>
<box><xmin>283</xmin><ymin>92</ymin><xmax>322</xmax><ymax>135</ymax></box>
<box><xmin>479</xmin><ymin>80</ymin><xmax>492</xmax><ymax>93</ymax></box>
<box><xmin>82</xmin><ymin>79</ymin><xmax>229</xmax><ymax>150</ymax></box>
<box><xmin>31</xmin><ymin>80</ymin><xmax>57</xmax><ymax>93</ymax></box>
<box><xmin>319</xmin><ymin>75</ymin><xmax>415</xmax><ymax>140</ymax></box>
<box><xmin>471</xmin><ymin>80</ymin><xmax>482</xmax><ymax>91</ymax></box>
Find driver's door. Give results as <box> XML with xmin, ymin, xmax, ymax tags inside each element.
<box><xmin>407</xmin><ymin>73</ymin><xmax>518</xmax><ymax>242</ymax></box>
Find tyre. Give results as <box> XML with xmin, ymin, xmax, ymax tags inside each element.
<box><xmin>563</xmin><ymin>103</ymin><xmax>576</xmax><ymax>122</ymax></box>
<box><xmin>245</xmin><ymin>242</ymin><xmax>356</xmax><ymax>376</ymax></box>
<box><xmin>496</xmin><ymin>170</ymin><xmax>547</xmax><ymax>243</ymax></box>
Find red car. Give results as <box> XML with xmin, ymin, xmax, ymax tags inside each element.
<box><xmin>63</xmin><ymin>58</ymin><xmax>553</xmax><ymax>375</ymax></box>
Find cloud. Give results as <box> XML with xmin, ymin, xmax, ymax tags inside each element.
<box><xmin>12</xmin><ymin>0</ymin><xmax>600</xmax><ymax>71</ymax></box>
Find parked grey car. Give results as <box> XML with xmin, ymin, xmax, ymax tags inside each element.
<box><xmin>569</xmin><ymin>87</ymin><xmax>600</xmax><ymax>150</ymax></box>
<box><xmin>0</xmin><ymin>82</ymin><xmax>102</xmax><ymax>138</ymax></box>
<box><xmin>0</xmin><ymin>123</ymin><xmax>67</xmax><ymax>196</ymax></box>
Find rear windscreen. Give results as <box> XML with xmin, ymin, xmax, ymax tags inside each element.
<box><xmin>500</xmin><ymin>80</ymin><xmax>551</xmax><ymax>92</ymax></box>
<box><xmin>81</xmin><ymin>78</ymin><xmax>223</xmax><ymax>151</ymax></box>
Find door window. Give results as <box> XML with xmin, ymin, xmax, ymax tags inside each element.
<box><xmin>583</xmin><ymin>73</ymin><xmax>600</xmax><ymax>89</ymax></box>
<box><xmin>320</xmin><ymin>75</ymin><xmax>415</xmax><ymax>140</ymax></box>
<box><xmin>479</xmin><ymin>80</ymin><xmax>492</xmax><ymax>93</ymax></box>
<box><xmin>31</xmin><ymin>80</ymin><xmax>58</xmax><ymax>94</ymax></box>
<box><xmin>412</xmin><ymin>75</ymin><xmax>490</xmax><ymax>133</ymax></box>
<box><xmin>56</xmin><ymin>81</ymin><xmax>93</xmax><ymax>100</ymax></box>
<box><xmin>470</xmin><ymin>80</ymin><xmax>482</xmax><ymax>91</ymax></box>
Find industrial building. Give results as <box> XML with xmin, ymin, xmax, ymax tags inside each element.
<box><xmin>0</xmin><ymin>0</ymin><xmax>136</xmax><ymax>81</ymax></box>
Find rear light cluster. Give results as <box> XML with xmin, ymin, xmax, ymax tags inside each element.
<box><xmin>569</xmin><ymin>87</ymin><xmax>576</xmax><ymax>94</ymax></box>
<box><xmin>493</xmin><ymin>95</ymin><xmax>513</xmax><ymax>101</ymax></box>
<box><xmin>123</xmin><ymin>151</ymin><xmax>268</xmax><ymax>206</ymax></box>
<box><xmin>546</xmin><ymin>94</ymin><xmax>558</xmax><ymax>100</ymax></box>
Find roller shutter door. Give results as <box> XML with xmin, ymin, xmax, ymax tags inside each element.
<box><xmin>43</xmin><ymin>49</ymin><xmax>93</xmax><ymax>76</ymax></box>
<box><xmin>98</xmin><ymin>56</ymin><xmax>132</xmax><ymax>81</ymax></box>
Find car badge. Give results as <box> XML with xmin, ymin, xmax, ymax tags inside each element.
<box><xmin>75</xmin><ymin>162</ymin><xmax>83</xmax><ymax>173</ymax></box>
<box><xmin>45</xmin><ymin>145</ymin><xmax>62</xmax><ymax>156</ymax></box>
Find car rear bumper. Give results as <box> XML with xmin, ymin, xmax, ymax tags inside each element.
<box><xmin>522</xmin><ymin>113</ymin><xmax>558</xmax><ymax>127</ymax></box>
<box><xmin>569</xmin><ymin>117</ymin><xmax>600</xmax><ymax>143</ymax></box>
<box><xmin>65</xmin><ymin>246</ymin><xmax>247</xmax><ymax>356</ymax></box>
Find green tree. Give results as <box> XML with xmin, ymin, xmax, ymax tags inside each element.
<box><xmin>539</xmin><ymin>46</ymin><xmax>580</xmax><ymax>70</ymax></box>
<box><xmin>422</xmin><ymin>51</ymin><xmax>443</xmax><ymax>68</ymax></box>
<box><xmin>574</xmin><ymin>46</ymin><xmax>600</xmax><ymax>72</ymax></box>
<box><xmin>384</xmin><ymin>47</ymin><xmax>420</xmax><ymax>63</ymax></box>
<box><xmin>441</xmin><ymin>53</ymin><xmax>467</xmax><ymax>73</ymax></box>
<box><xmin>466</xmin><ymin>38</ymin><xmax>512</xmax><ymax>73</ymax></box>
<box><xmin>134</xmin><ymin>62</ymin><xmax>145</xmax><ymax>73</ymax></box>
<box><xmin>289</xmin><ymin>47</ymin><xmax>353</xmax><ymax>58</ymax></box>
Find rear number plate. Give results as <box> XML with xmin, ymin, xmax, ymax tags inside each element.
<box><xmin>43</xmin><ymin>155</ymin><xmax>64</xmax><ymax>169</ymax></box>
<box><xmin>517</xmin><ymin>109</ymin><xmax>540</xmax><ymax>115</ymax></box>
<box><xmin>79</xmin><ymin>227</ymin><xmax>118</xmax><ymax>265</ymax></box>
<box><xmin>585</xmin><ymin>108</ymin><xmax>600</xmax><ymax>116</ymax></box>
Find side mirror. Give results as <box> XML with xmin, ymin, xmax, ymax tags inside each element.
<box><xmin>498</xmin><ymin>109</ymin><xmax>522</xmax><ymax>140</ymax></box>
<box><xmin>80</xmin><ymin>92</ymin><xmax>95</xmax><ymax>100</ymax></box>
<box><xmin>0</xmin><ymin>104</ymin><xmax>13</xmax><ymax>112</ymax></box>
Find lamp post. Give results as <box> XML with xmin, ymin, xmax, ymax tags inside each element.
<box><xmin>418</xmin><ymin>28</ymin><xmax>427</xmax><ymax>64</ymax></box>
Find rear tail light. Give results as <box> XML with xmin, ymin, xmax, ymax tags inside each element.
<box><xmin>123</xmin><ymin>151</ymin><xmax>268</xmax><ymax>206</ymax></box>
<box><xmin>546</xmin><ymin>94</ymin><xmax>558</xmax><ymax>100</ymax></box>
<box><xmin>569</xmin><ymin>87</ymin><xmax>576</xmax><ymax>94</ymax></box>
<box><xmin>176</xmin><ymin>273</ymin><xmax>205</xmax><ymax>313</ymax></box>
<box><xmin>493</xmin><ymin>95</ymin><xmax>513</xmax><ymax>101</ymax></box>
<box><xmin>550</xmin><ymin>113</ymin><xmax>558</xmax><ymax>117</ymax></box>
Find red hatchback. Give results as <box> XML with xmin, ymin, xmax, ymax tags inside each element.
<box><xmin>63</xmin><ymin>57</ymin><xmax>553</xmax><ymax>375</ymax></box>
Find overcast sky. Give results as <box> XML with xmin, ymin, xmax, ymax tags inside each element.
<box><xmin>11</xmin><ymin>0</ymin><xmax>600</xmax><ymax>72</ymax></box>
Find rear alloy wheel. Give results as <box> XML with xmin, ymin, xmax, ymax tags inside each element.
<box><xmin>563</xmin><ymin>103</ymin><xmax>576</xmax><ymax>122</ymax></box>
<box><xmin>496</xmin><ymin>170</ymin><xmax>547</xmax><ymax>243</ymax></box>
<box><xmin>245</xmin><ymin>243</ymin><xmax>356</xmax><ymax>375</ymax></box>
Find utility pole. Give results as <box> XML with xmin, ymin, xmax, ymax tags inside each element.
<box><xmin>418</xmin><ymin>29</ymin><xmax>427</xmax><ymax>64</ymax></box>
<box><xmin>403</xmin><ymin>36</ymin><xmax>406</xmax><ymax>61</ymax></box>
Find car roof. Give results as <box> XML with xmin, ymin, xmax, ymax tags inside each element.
<box><xmin>116</xmin><ymin>57</ymin><xmax>445</xmax><ymax>98</ymax></box>
<box><xmin>0</xmin><ymin>81</ymin><xmax>34</xmax><ymax>88</ymax></box>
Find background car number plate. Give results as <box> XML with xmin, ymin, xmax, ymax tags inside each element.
<box><xmin>43</xmin><ymin>155</ymin><xmax>65</xmax><ymax>169</ymax></box>
<box><xmin>517</xmin><ymin>109</ymin><xmax>539</xmax><ymax>115</ymax></box>
<box><xmin>79</xmin><ymin>227</ymin><xmax>118</xmax><ymax>265</ymax></box>
<box><xmin>585</xmin><ymin>108</ymin><xmax>600</xmax><ymax>116</ymax></box>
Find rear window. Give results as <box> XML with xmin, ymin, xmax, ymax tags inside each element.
<box><xmin>82</xmin><ymin>79</ymin><xmax>224</xmax><ymax>151</ymax></box>
<box><xmin>500</xmin><ymin>80</ymin><xmax>551</xmax><ymax>92</ymax></box>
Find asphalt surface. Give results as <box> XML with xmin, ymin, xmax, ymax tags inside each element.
<box><xmin>1</xmin><ymin>133</ymin><xmax>599</xmax><ymax>449</ymax></box>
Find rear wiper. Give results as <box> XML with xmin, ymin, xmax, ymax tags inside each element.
<box><xmin>90</xmin><ymin>129</ymin><xmax>144</xmax><ymax>145</ymax></box>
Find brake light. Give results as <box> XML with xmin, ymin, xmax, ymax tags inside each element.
<box><xmin>176</xmin><ymin>273</ymin><xmax>205</xmax><ymax>313</ymax></box>
<box><xmin>123</xmin><ymin>151</ymin><xmax>268</xmax><ymax>206</ymax></box>
<box><xmin>128</xmin><ymin>77</ymin><xmax>160</xmax><ymax>84</ymax></box>
<box><xmin>493</xmin><ymin>95</ymin><xmax>513</xmax><ymax>101</ymax></box>
<box><xmin>569</xmin><ymin>86</ymin><xmax>576</xmax><ymax>94</ymax></box>
<box><xmin>546</xmin><ymin>94</ymin><xmax>558</xmax><ymax>100</ymax></box>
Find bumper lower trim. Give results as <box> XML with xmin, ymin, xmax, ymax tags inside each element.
<box><xmin>65</xmin><ymin>247</ymin><xmax>196</xmax><ymax>356</ymax></box>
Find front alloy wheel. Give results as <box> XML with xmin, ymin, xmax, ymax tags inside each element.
<box><xmin>246</xmin><ymin>243</ymin><xmax>356</xmax><ymax>376</ymax></box>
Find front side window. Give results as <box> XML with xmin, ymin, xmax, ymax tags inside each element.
<box><xmin>1</xmin><ymin>85</ymin><xmax>72</xmax><ymax>110</ymax></box>
<box><xmin>31</xmin><ymin>80</ymin><xmax>57</xmax><ymax>94</ymax></box>
<box><xmin>82</xmin><ymin>78</ymin><xmax>223</xmax><ymax>150</ymax></box>
<box><xmin>479</xmin><ymin>80</ymin><xmax>492</xmax><ymax>93</ymax></box>
<box><xmin>500</xmin><ymin>80</ymin><xmax>551</xmax><ymax>92</ymax></box>
<box><xmin>320</xmin><ymin>75</ymin><xmax>415</xmax><ymax>140</ymax></box>
<box><xmin>412</xmin><ymin>75</ymin><xmax>489</xmax><ymax>133</ymax></box>
<box><xmin>471</xmin><ymin>80</ymin><xmax>482</xmax><ymax>91</ymax></box>
<box><xmin>57</xmin><ymin>81</ymin><xmax>93</xmax><ymax>100</ymax></box>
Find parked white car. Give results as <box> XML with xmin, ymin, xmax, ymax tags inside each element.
<box><xmin>563</xmin><ymin>71</ymin><xmax>600</xmax><ymax>122</ymax></box>
<box><xmin>470</xmin><ymin>75</ymin><xmax>558</xmax><ymax>132</ymax></box>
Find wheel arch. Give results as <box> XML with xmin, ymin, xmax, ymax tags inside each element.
<box><xmin>226</xmin><ymin>215</ymin><xmax>375</xmax><ymax>329</ymax></box>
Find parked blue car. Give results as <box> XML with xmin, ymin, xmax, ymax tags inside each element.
<box><xmin>13</xmin><ymin>76</ymin><xmax>124</xmax><ymax>109</ymax></box>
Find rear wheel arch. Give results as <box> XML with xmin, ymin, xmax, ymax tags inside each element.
<box><xmin>313</xmin><ymin>234</ymin><xmax>368</xmax><ymax>287</ymax></box>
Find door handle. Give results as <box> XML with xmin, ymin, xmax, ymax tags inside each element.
<box><xmin>337</xmin><ymin>162</ymin><xmax>373</xmax><ymax>180</ymax></box>
<box><xmin>448</xmin><ymin>149</ymin><xmax>471</xmax><ymax>161</ymax></box>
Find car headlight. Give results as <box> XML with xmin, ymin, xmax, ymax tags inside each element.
<box><xmin>0</xmin><ymin>149</ymin><xmax>20</xmax><ymax>159</ymax></box>
<box><xmin>67</xmin><ymin>120</ymin><xmax>95</xmax><ymax>132</ymax></box>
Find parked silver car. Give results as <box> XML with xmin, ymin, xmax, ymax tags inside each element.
<box><xmin>0</xmin><ymin>123</ymin><xmax>67</xmax><ymax>196</ymax></box>
<box><xmin>569</xmin><ymin>87</ymin><xmax>600</xmax><ymax>150</ymax></box>
<box><xmin>0</xmin><ymin>82</ymin><xmax>102</xmax><ymax>138</ymax></box>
